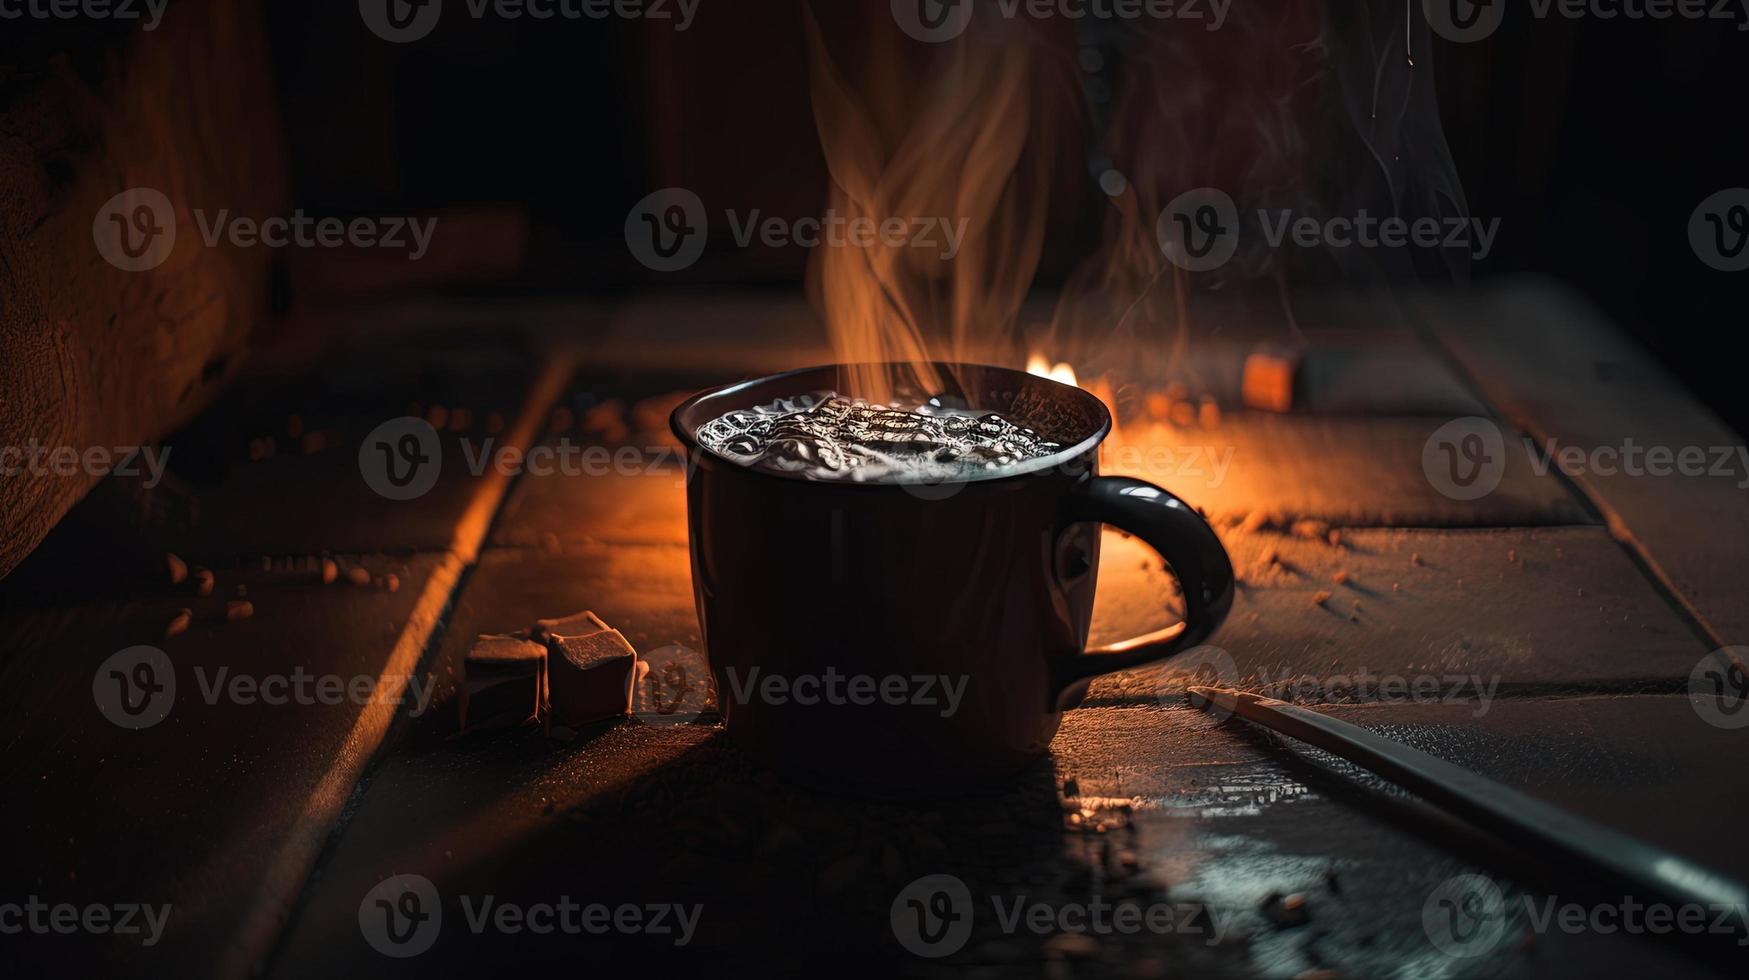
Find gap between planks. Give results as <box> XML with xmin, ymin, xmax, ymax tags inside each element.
<box><xmin>216</xmin><ymin>348</ymin><xmax>579</xmax><ymax>980</ymax></box>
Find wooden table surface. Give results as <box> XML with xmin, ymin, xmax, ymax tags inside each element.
<box><xmin>1</xmin><ymin>281</ymin><xmax>1743</xmax><ymax>979</ymax></box>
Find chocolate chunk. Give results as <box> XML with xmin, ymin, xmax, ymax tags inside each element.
<box><xmin>461</xmin><ymin>634</ymin><xmax>546</xmax><ymax>731</ymax></box>
<box><xmin>547</xmin><ymin>626</ymin><xmax>638</xmax><ymax>727</ymax></box>
<box><xmin>533</xmin><ymin>609</ymin><xmax>609</xmax><ymax>642</ymax></box>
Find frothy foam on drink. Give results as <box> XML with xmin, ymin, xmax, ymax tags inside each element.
<box><xmin>696</xmin><ymin>392</ymin><xmax>1063</xmax><ymax>483</ymax></box>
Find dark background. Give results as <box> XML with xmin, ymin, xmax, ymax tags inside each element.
<box><xmin>257</xmin><ymin>2</ymin><xmax>1743</xmax><ymax>431</ymax></box>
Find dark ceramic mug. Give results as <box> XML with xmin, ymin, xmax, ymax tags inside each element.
<box><xmin>670</xmin><ymin>363</ymin><xmax>1234</xmax><ymax>796</ymax></box>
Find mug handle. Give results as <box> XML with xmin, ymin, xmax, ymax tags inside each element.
<box><xmin>1057</xmin><ymin>476</ymin><xmax>1235</xmax><ymax>686</ymax></box>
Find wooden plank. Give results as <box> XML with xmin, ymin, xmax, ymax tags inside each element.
<box><xmin>1087</xmin><ymin>526</ymin><xmax>1709</xmax><ymax>704</ymax></box>
<box><xmin>1411</xmin><ymin>280</ymin><xmax>1749</xmax><ymax>646</ymax></box>
<box><xmin>0</xmin><ymin>0</ymin><xmax>286</xmax><ymax>580</ymax></box>
<box><xmin>0</xmin><ymin>348</ymin><xmax>572</xmax><ymax>979</ymax></box>
<box><xmin>1104</xmin><ymin>414</ymin><xmax>1590</xmax><ymax>527</ymax></box>
<box><xmin>266</xmin><ymin>693</ymin><xmax>1730</xmax><ymax>978</ymax></box>
<box><xmin>0</xmin><ymin>551</ymin><xmax>448</xmax><ymax>979</ymax></box>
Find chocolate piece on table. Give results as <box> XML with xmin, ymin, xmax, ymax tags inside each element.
<box><xmin>461</xmin><ymin>634</ymin><xmax>546</xmax><ymax>731</ymax></box>
<box><xmin>532</xmin><ymin>609</ymin><xmax>610</xmax><ymax>642</ymax></box>
<box><xmin>547</xmin><ymin>626</ymin><xmax>638</xmax><ymax>727</ymax></box>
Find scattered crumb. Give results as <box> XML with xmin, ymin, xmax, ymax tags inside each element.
<box><xmin>166</xmin><ymin>553</ymin><xmax>188</xmax><ymax>586</ymax></box>
<box><xmin>1577</xmin><ymin>587</ymin><xmax>1584</xmax><ymax>597</ymax></box>
<box><xmin>346</xmin><ymin>566</ymin><xmax>371</xmax><ymax>587</ymax></box>
<box><xmin>1508</xmin><ymin>549</ymin><xmax>1518</xmax><ymax>563</ymax></box>
<box><xmin>1198</xmin><ymin>396</ymin><xmax>1221</xmax><ymax>428</ymax></box>
<box><xmin>320</xmin><ymin>558</ymin><xmax>339</xmax><ymax>585</ymax></box>
<box><xmin>1238</xmin><ymin>510</ymin><xmax>1271</xmax><ymax>534</ymax></box>
<box><xmin>1392</xmin><ymin>582</ymin><xmax>1401</xmax><ymax>592</ymax></box>
<box><xmin>1327</xmin><ymin>529</ymin><xmax>1342</xmax><ymax>548</ymax></box>
<box><xmin>193</xmin><ymin>567</ymin><xmax>214</xmax><ymax>597</ymax></box>
<box><xmin>1043</xmin><ymin>932</ymin><xmax>1101</xmax><ymax>959</ymax></box>
<box><xmin>1291</xmin><ymin>519</ymin><xmax>1330</xmax><ymax>541</ymax></box>
<box><xmin>1145</xmin><ymin>391</ymin><xmax>1170</xmax><ymax>420</ymax></box>
<box><xmin>1349</xmin><ymin>601</ymin><xmax>1362</xmax><ymax>622</ymax></box>
<box><xmin>1332</xmin><ymin>570</ymin><xmax>1350</xmax><ymax>585</ymax></box>
<box><xmin>1411</xmin><ymin>552</ymin><xmax>1423</xmax><ymax>566</ymax></box>
<box><xmin>1312</xmin><ymin>590</ymin><xmax>1333</xmax><ymax>607</ymax></box>
<box><xmin>226</xmin><ymin>600</ymin><xmax>254</xmax><ymax>622</ymax></box>
<box><xmin>1260</xmin><ymin>890</ymin><xmax>1311</xmax><ymax>927</ymax></box>
<box><xmin>165</xmin><ymin>609</ymin><xmax>192</xmax><ymax>639</ymax></box>
<box><xmin>384</xmin><ymin>573</ymin><xmax>400</xmax><ymax>593</ymax></box>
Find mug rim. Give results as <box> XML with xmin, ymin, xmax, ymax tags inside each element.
<box><xmin>668</xmin><ymin>361</ymin><xmax>1113</xmax><ymax>490</ymax></box>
